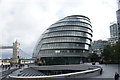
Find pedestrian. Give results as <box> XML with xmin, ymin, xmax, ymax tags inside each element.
<box><xmin>2</xmin><ymin>64</ymin><xmax>4</xmax><ymax>70</ymax></box>
<box><xmin>114</xmin><ymin>72</ymin><xmax>119</xmax><ymax>80</ymax></box>
<box><xmin>27</xmin><ymin>64</ymin><xmax>29</xmax><ymax>67</ymax></box>
<box><xmin>100</xmin><ymin>68</ymin><xmax>103</xmax><ymax>75</ymax></box>
<box><xmin>16</xmin><ymin>64</ymin><xmax>17</xmax><ymax>68</ymax></box>
<box><xmin>19</xmin><ymin>64</ymin><xmax>21</xmax><ymax>68</ymax></box>
<box><xmin>8</xmin><ymin>65</ymin><xmax>10</xmax><ymax>70</ymax></box>
<box><xmin>5</xmin><ymin>65</ymin><xmax>7</xmax><ymax>70</ymax></box>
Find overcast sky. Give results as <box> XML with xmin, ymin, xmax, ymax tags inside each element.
<box><xmin>0</xmin><ymin>0</ymin><xmax>118</xmax><ymax>58</ymax></box>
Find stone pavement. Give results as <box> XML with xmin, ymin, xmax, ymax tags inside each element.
<box><xmin>1</xmin><ymin>78</ymin><xmax>115</xmax><ymax>80</ymax></box>
<box><xmin>93</xmin><ymin>64</ymin><xmax>120</xmax><ymax>78</ymax></box>
<box><xmin>0</xmin><ymin>64</ymin><xmax>28</xmax><ymax>79</ymax></box>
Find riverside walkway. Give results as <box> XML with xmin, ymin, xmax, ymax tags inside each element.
<box><xmin>85</xmin><ymin>63</ymin><xmax>120</xmax><ymax>77</ymax></box>
<box><xmin>1</xmin><ymin>63</ymin><xmax>120</xmax><ymax>80</ymax></box>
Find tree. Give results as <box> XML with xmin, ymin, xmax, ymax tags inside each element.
<box><xmin>101</xmin><ymin>45</ymin><xmax>112</xmax><ymax>62</ymax></box>
<box><xmin>113</xmin><ymin>42</ymin><xmax>120</xmax><ymax>63</ymax></box>
<box><xmin>88</xmin><ymin>53</ymin><xmax>99</xmax><ymax>62</ymax></box>
<box><xmin>101</xmin><ymin>42</ymin><xmax>120</xmax><ymax>63</ymax></box>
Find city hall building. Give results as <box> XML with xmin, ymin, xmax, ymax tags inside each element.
<box><xmin>33</xmin><ymin>15</ymin><xmax>93</xmax><ymax>65</ymax></box>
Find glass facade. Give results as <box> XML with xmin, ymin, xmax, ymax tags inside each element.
<box><xmin>117</xmin><ymin>0</ymin><xmax>120</xmax><ymax>41</ymax></box>
<box><xmin>117</xmin><ymin>9</ymin><xmax>120</xmax><ymax>41</ymax></box>
<box><xmin>33</xmin><ymin>15</ymin><xmax>93</xmax><ymax>65</ymax></box>
<box><xmin>110</xmin><ymin>23</ymin><xmax>118</xmax><ymax>38</ymax></box>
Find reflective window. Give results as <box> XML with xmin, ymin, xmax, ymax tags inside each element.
<box><xmin>45</xmin><ymin>26</ymin><xmax>92</xmax><ymax>34</ymax></box>
<box><xmin>43</xmin><ymin>31</ymin><xmax>92</xmax><ymax>39</ymax></box>
<box><xmin>39</xmin><ymin>50</ymin><xmax>84</xmax><ymax>54</ymax></box>
<box><xmin>56</xmin><ymin>18</ymin><xmax>91</xmax><ymax>24</ymax></box>
<box><xmin>50</xmin><ymin>21</ymin><xmax>92</xmax><ymax>29</ymax></box>
<box><xmin>64</xmin><ymin>16</ymin><xmax>90</xmax><ymax>21</ymax></box>
<box><xmin>40</xmin><ymin>43</ymin><xmax>89</xmax><ymax>50</ymax></box>
<box><xmin>40</xmin><ymin>37</ymin><xmax>91</xmax><ymax>44</ymax></box>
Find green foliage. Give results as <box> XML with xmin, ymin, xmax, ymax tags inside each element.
<box><xmin>88</xmin><ymin>53</ymin><xmax>99</xmax><ymax>62</ymax></box>
<box><xmin>101</xmin><ymin>45</ymin><xmax>111</xmax><ymax>61</ymax></box>
<box><xmin>88</xmin><ymin>53</ymin><xmax>99</xmax><ymax>58</ymax></box>
<box><xmin>101</xmin><ymin>42</ymin><xmax>120</xmax><ymax>64</ymax></box>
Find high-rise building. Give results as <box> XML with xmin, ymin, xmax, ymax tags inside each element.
<box><xmin>109</xmin><ymin>23</ymin><xmax>118</xmax><ymax>44</ymax></box>
<box><xmin>118</xmin><ymin>0</ymin><xmax>120</xmax><ymax>9</ymax></box>
<box><xmin>33</xmin><ymin>15</ymin><xmax>93</xmax><ymax>65</ymax></box>
<box><xmin>110</xmin><ymin>23</ymin><xmax>118</xmax><ymax>38</ymax></box>
<box><xmin>116</xmin><ymin>0</ymin><xmax>120</xmax><ymax>41</ymax></box>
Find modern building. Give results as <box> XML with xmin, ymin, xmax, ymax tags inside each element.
<box><xmin>118</xmin><ymin>0</ymin><xmax>120</xmax><ymax>9</ymax></box>
<box><xmin>108</xmin><ymin>37</ymin><xmax>118</xmax><ymax>45</ymax></box>
<box><xmin>116</xmin><ymin>0</ymin><xmax>120</xmax><ymax>41</ymax></box>
<box><xmin>110</xmin><ymin>23</ymin><xmax>118</xmax><ymax>38</ymax></box>
<box><xmin>33</xmin><ymin>15</ymin><xmax>93</xmax><ymax>65</ymax></box>
<box><xmin>90</xmin><ymin>40</ymin><xmax>109</xmax><ymax>55</ymax></box>
<box><xmin>108</xmin><ymin>23</ymin><xmax>118</xmax><ymax>44</ymax></box>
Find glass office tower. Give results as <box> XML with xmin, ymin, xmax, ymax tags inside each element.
<box><xmin>33</xmin><ymin>15</ymin><xmax>93</xmax><ymax>65</ymax></box>
<box><xmin>116</xmin><ymin>0</ymin><xmax>120</xmax><ymax>41</ymax></box>
<box><xmin>117</xmin><ymin>10</ymin><xmax>120</xmax><ymax>41</ymax></box>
